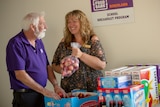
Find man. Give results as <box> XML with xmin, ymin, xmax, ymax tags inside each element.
<box><xmin>6</xmin><ymin>12</ymin><xmax>66</xmax><ymax>107</ymax></box>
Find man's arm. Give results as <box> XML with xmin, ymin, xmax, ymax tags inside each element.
<box><xmin>15</xmin><ymin>70</ymin><xmax>60</xmax><ymax>99</ymax></box>
<box><xmin>47</xmin><ymin>65</ymin><xmax>66</xmax><ymax>97</ymax></box>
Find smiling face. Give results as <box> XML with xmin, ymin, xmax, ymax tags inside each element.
<box><xmin>67</xmin><ymin>16</ymin><xmax>81</xmax><ymax>36</ymax></box>
<box><xmin>63</xmin><ymin>10</ymin><xmax>93</xmax><ymax>47</ymax></box>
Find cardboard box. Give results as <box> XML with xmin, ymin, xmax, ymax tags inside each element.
<box><xmin>44</xmin><ymin>91</ymin><xmax>98</xmax><ymax>107</ymax></box>
<box><xmin>121</xmin><ymin>66</ymin><xmax>140</xmax><ymax>76</ymax></box>
<box><xmin>121</xmin><ymin>85</ymin><xmax>146</xmax><ymax>107</ymax></box>
<box><xmin>97</xmin><ymin>75</ymin><xmax>132</xmax><ymax>88</ymax></box>
<box><xmin>105</xmin><ymin>66</ymin><xmax>135</xmax><ymax>76</ymax></box>
<box><xmin>112</xmin><ymin>67</ymin><xmax>135</xmax><ymax>76</ymax></box>
<box><xmin>131</xmin><ymin>66</ymin><xmax>159</xmax><ymax>107</ymax></box>
<box><xmin>128</xmin><ymin>64</ymin><xmax>160</xmax><ymax>101</ymax></box>
<box><xmin>142</xmin><ymin>64</ymin><xmax>160</xmax><ymax>101</ymax></box>
<box><xmin>104</xmin><ymin>66</ymin><xmax>128</xmax><ymax>76</ymax></box>
<box><xmin>97</xmin><ymin>85</ymin><xmax>145</xmax><ymax>107</ymax></box>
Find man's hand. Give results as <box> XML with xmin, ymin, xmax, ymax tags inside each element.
<box><xmin>54</xmin><ymin>85</ymin><xmax>67</xmax><ymax>98</ymax></box>
<box><xmin>42</xmin><ymin>88</ymin><xmax>61</xmax><ymax>100</ymax></box>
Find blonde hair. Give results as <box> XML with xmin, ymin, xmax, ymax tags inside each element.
<box><xmin>63</xmin><ymin>10</ymin><xmax>95</xmax><ymax>47</ymax></box>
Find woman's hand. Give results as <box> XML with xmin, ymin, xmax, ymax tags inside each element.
<box><xmin>71</xmin><ymin>47</ymin><xmax>83</xmax><ymax>58</ymax></box>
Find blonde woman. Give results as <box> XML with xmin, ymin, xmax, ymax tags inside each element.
<box><xmin>52</xmin><ymin>10</ymin><xmax>107</xmax><ymax>93</ymax></box>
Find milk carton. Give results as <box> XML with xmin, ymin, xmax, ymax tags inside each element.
<box><xmin>105</xmin><ymin>88</ymin><xmax>114</xmax><ymax>107</ymax></box>
<box><xmin>113</xmin><ymin>89</ymin><xmax>123</xmax><ymax>107</ymax></box>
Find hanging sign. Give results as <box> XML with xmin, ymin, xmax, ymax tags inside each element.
<box><xmin>90</xmin><ymin>0</ymin><xmax>134</xmax><ymax>26</ymax></box>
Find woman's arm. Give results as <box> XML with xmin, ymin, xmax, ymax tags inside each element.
<box><xmin>72</xmin><ymin>35</ymin><xmax>106</xmax><ymax>70</ymax></box>
<box><xmin>52</xmin><ymin>64</ymin><xmax>62</xmax><ymax>74</ymax></box>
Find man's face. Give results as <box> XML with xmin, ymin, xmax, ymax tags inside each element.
<box><xmin>34</xmin><ymin>17</ymin><xmax>47</xmax><ymax>39</ymax></box>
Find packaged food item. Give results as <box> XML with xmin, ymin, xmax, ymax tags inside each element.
<box><xmin>97</xmin><ymin>75</ymin><xmax>132</xmax><ymax>88</ymax></box>
<box><xmin>60</xmin><ymin>42</ymin><xmax>80</xmax><ymax>78</ymax></box>
<box><xmin>44</xmin><ymin>90</ymin><xmax>98</xmax><ymax>107</ymax></box>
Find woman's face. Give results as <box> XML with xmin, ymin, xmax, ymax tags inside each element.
<box><xmin>67</xmin><ymin>16</ymin><xmax>80</xmax><ymax>35</ymax></box>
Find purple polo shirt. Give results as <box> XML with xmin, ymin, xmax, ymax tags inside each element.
<box><xmin>6</xmin><ymin>30</ymin><xmax>49</xmax><ymax>90</ymax></box>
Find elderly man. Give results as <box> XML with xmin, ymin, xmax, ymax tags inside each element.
<box><xmin>6</xmin><ymin>12</ymin><xmax>66</xmax><ymax>107</ymax></box>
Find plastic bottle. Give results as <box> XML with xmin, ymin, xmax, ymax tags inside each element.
<box><xmin>118</xmin><ymin>101</ymin><xmax>124</xmax><ymax>107</ymax></box>
<box><xmin>106</xmin><ymin>94</ymin><xmax>113</xmax><ymax>107</ymax></box>
<box><xmin>109</xmin><ymin>100</ymin><xmax>115</xmax><ymax>107</ymax></box>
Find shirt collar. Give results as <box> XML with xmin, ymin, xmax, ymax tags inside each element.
<box><xmin>20</xmin><ymin>30</ymin><xmax>40</xmax><ymax>45</ymax></box>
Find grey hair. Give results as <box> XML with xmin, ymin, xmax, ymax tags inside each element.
<box><xmin>21</xmin><ymin>11</ymin><xmax>45</xmax><ymax>31</ymax></box>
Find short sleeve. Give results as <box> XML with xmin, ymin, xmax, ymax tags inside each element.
<box><xmin>52</xmin><ymin>42</ymin><xmax>72</xmax><ymax>65</ymax></box>
<box><xmin>52</xmin><ymin>42</ymin><xmax>64</xmax><ymax>65</ymax></box>
<box><xmin>90</xmin><ymin>40</ymin><xmax>106</xmax><ymax>62</ymax></box>
<box><xmin>6</xmin><ymin>40</ymin><xmax>26</xmax><ymax>71</ymax></box>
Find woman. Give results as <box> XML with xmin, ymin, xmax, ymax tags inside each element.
<box><xmin>52</xmin><ymin>10</ymin><xmax>107</xmax><ymax>93</ymax></box>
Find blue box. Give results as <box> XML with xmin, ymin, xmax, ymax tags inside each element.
<box><xmin>98</xmin><ymin>75</ymin><xmax>132</xmax><ymax>88</ymax></box>
<box><xmin>44</xmin><ymin>91</ymin><xmax>98</xmax><ymax>107</ymax></box>
<box><xmin>121</xmin><ymin>84</ymin><xmax>146</xmax><ymax>107</ymax></box>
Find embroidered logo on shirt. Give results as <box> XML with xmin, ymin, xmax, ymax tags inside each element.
<box><xmin>40</xmin><ymin>49</ymin><xmax>43</xmax><ymax>53</ymax></box>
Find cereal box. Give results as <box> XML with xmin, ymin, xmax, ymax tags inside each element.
<box><xmin>131</xmin><ymin>66</ymin><xmax>159</xmax><ymax>107</ymax></box>
<box><xmin>121</xmin><ymin>84</ymin><xmax>146</xmax><ymax>107</ymax></box>
<box><xmin>104</xmin><ymin>66</ymin><xmax>128</xmax><ymax>76</ymax></box>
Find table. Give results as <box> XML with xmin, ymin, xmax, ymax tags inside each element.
<box><xmin>101</xmin><ymin>103</ymin><xmax>160</xmax><ymax>107</ymax></box>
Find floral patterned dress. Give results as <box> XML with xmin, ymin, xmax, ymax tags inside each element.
<box><xmin>52</xmin><ymin>39</ymin><xmax>106</xmax><ymax>92</ymax></box>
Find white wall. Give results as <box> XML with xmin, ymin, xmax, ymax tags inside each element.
<box><xmin>0</xmin><ymin>0</ymin><xmax>160</xmax><ymax>106</ymax></box>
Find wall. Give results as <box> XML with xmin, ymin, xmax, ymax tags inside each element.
<box><xmin>0</xmin><ymin>0</ymin><xmax>160</xmax><ymax>106</ymax></box>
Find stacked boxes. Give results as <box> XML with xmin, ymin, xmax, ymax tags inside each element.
<box><xmin>104</xmin><ymin>66</ymin><xmax>128</xmax><ymax>76</ymax></box>
<box><xmin>128</xmin><ymin>64</ymin><xmax>160</xmax><ymax>101</ymax></box>
<box><xmin>99</xmin><ymin>65</ymin><xmax>159</xmax><ymax>107</ymax></box>
<box><xmin>111</xmin><ymin>67</ymin><xmax>135</xmax><ymax>76</ymax></box>
<box><xmin>138</xmin><ymin>64</ymin><xmax>160</xmax><ymax>101</ymax></box>
<box><xmin>97</xmin><ymin>75</ymin><xmax>132</xmax><ymax>107</ymax></box>
<box><xmin>97</xmin><ymin>85</ymin><xmax>145</xmax><ymax>107</ymax></box>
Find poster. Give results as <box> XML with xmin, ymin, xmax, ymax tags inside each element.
<box><xmin>90</xmin><ymin>0</ymin><xmax>134</xmax><ymax>26</ymax></box>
